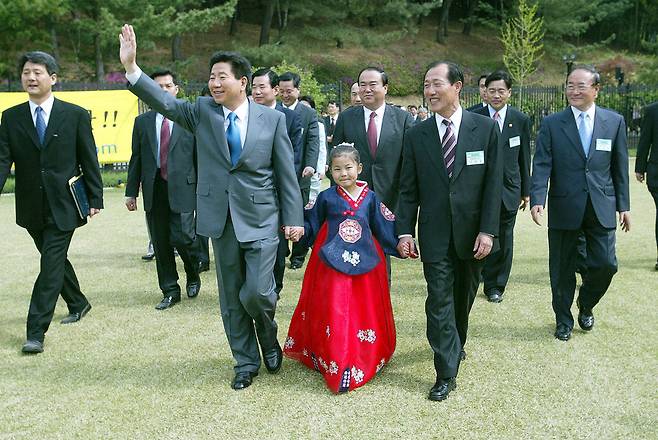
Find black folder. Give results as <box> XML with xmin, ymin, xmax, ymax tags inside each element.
<box><xmin>68</xmin><ymin>174</ymin><xmax>90</xmax><ymax>219</ymax></box>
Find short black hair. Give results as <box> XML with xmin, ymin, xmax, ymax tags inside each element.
<box><xmin>19</xmin><ymin>51</ymin><xmax>58</xmax><ymax>76</ymax></box>
<box><xmin>330</xmin><ymin>143</ymin><xmax>360</xmax><ymax>166</ymax></box>
<box><xmin>278</xmin><ymin>71</ymin><xmax>301</xmax><ymax>88</ymax></box>
<box><xmin>485</xmin><ymin>70</ymin><xmax>512</xmax><ymax>89</ymax></box>
<box><xmin>425</xmin><ymin>61</ymin><xmax>464</xmax><ymax>86</ymax></box>
<box><xmin>252</xmin><ymin>67</ymin><xmax>279</xmax><ymax>87</ymax></box>
<box><xmin>568</xmin><ymin>64</ymin><xmax>601</xmax><ymax>86</ymax></box>
<box><xmin>478</xmin><ymin>74</ymin><xmax>489</xmax><ymax>84</ymax></box>
<box><xmin>326</xmin><ymin>100</ymin><xmax>339</xmax><ymax>107</ymax></box>
<box><xmin>299</xmin><ymin>95</ymin><xmax>316</xmax><ymax>109</ymax></box>
<box><xmin>358</xmin><ymin>66</ymin><xmax>389</xmax><ymax>86</ymax></box>
<box><xmin>200</xmin><ymin>85</ymin><xmax>211</xmax><ymax>97</ymax></box>
<box><xmin>208</xmin><ymin>51</ymin><xmax>252</xmax><ymax>93</ymax></box>
<box><xmin>149</xmin><ymin>69</ymin><xmax>177</xmax><ymax>83</ymax></box>
<box><xmin>408</xmin><ymin>105</ymin><xmax>417</xmax><ymax>110</ymax></box>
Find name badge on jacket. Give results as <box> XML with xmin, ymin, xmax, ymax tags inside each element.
<box><xmin>466</xmin><ymin>151</ymin><xmax>485</xmax><ymax>165</ymax></box>
<box><xmin>509</xmin><ymin>136</ymin><xmax>520</xmax><ymax>148</ymax></box>
<box><xmin>596</xmin><ymin>139</ymin><xmax>612</xmax><ymax>151</ymax></box>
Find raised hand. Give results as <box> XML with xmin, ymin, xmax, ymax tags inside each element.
<box><xmin>119</xmin><ymin>24</ymin><xmax>138</xmax><ymax>73</ymax></box>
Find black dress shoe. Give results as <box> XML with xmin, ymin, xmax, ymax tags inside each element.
<box><xmin>459</xmin><ymin>349</ymin><xmax>466</xmax><ymax>361</ymax></box>
<box><xmin>289</xmin><ymin>261</ymin><xmax>303</xmax><ymax>270</ymax></box>
<box><xmin>155</xmin><ymin>295</ymin><xmax>180</xmax><ymax>310</ymax></box>
<box><xmin>578</xmin><ymin>308</ymin><xmax>594</xmax><ymax>331</ymax></box>
<box><xmin>554</xmin><ymin>324</ymin><xmax>572</xmax><ymax>341</ymax></box>
<box><xmin>141</xmin><ymin>252</ymin><xmax>155</xmax><ymax>261</ymax></box>
<box><xmin>186</xmin><ymin>280</ymin><xmax>201</xmax><ymax>298</ymax></box>
<box><xmin>485</xmin><ymin>289</ymin><xmax>503</xmax><ymax>303</ymax></box>
<box><xmin>61</xmin><ymin>303</ymin><xmax>92</xmax><ymax>324</ymax></box>
<box><xmin>263</xmin><ymin>342</ymin><xmax>283</xmax><ymax>374</ymax></box>
<box><xmin>232</xmin><ymin>371</ymin><xmax>258</xmax><ymax>390</ymax></box>
<box><xmin>198</xmin><ymin>261</ymin><xmax>210</xmax><ymax>273</ymax></box>
<box><xmin>22</xmin><ymin>340</ymin><xmax>44</xmax><ymax>354</ymax></box>
<box><xmin>429</xmin><ymin>377</ymin><xmax>456</xmax><ymax>401</ymax></box>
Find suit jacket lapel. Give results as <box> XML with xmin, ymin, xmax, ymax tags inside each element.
<box><xmin>451</xmin><ymin>112</ymin><xmax>476</xmax><ymax>181</ymax></box>
<box><xmin>589</xmin><ymin>107</ymin><xmax>608</xmax><ymax>161</ymax></box>
<box><xmin>209</xmin><ymin>102</ymin><xmax>231</xmax><ymax>164</ymax></box>
<box><xmin>42</xmin><ymin>98</ymin><xmax>67</xmax><ymax>149</ymax></box>
<box><xmin>356</xmin><ymin>108</ymin><xmax>370</xmax><ymax>160</ymax></box>
<box><xmin>168</xmin><ymin>120</ymin><xmax>183</xmax><ymax>154</ymax></box>
<box><xmin>236</xmin><ymin>101</ymin><xmax>262</xmax><ymax>168</ymax></box>
<box><xmin>377</xmin><ymin>105</ymin><xmax>395</xmax><ymax>159</ymax></box>
<box><xmin>558</xmin><ymin>107</ymin><xmax>586</xmax><ymax>160</ymax></box>
<box><xmin>422</xmin><ymin>117</ymin><xmax>449</xmax><ymax>184</ymax></box>
<box><xmin>17</xmin><ymin>102</ymin><xmax>41</xmax><ymax>150</ymax></box>
<box><xmin>145</xmin><ymin>112</ymin><xmax>158</xmax><ymax>161</ymax></box>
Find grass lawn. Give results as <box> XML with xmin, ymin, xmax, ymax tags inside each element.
<box><xmin>0</xmin><ymin>165</ymin><xmax>656</xmax><ymax>439</ymax></box>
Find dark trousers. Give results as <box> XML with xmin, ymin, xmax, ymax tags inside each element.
<box><xmin>651</xmin><ymin>187</ymin><xmax>658</xmax><ymax>253</ymax></box>
<box><xmin>423</xmin><ymin>245</ymin><xmax>483</xmax><ymax>379</ymax></box>
<box><xmin>26</xmin><ymin>219</ymin><xmax>88</xmax><ymax>343</ymax></box>
<box><xmin>212</xmin><ymin>217</ymin><xmax>279</xmax><ymax>373</ymax></box>
<box><xmin>548</xmin><ymin>198</ymin><xmax>618</xmax><ymax>329</ymax></box>
<box><xmin>146</xmin><ymin>174</ymin><xmax>199</xmax><ymax>298</ymax></box>
<box><xmin>290</xmin><ymin>185</ymin><xmax>310</xmax><ymax>265</ymax></box>
<box><xmin>483</xmin><ymin>208</ymin><xmax>517</xmax><ymax>294</ymax></box>
<box><xmin>273</xmin><ymin>228</ymin><xmax>289</xmax><ymax>294</ymax></box>
<box><xmin>197</xmin><ymin>235</ymin><xmax>210</xmax><ymax>264</ymax></box>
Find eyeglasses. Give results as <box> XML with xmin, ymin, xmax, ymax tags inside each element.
<box><xmin>565</xmin><ymin>84</ymin><xmax>594</xmax><ymax>92</ymax></box>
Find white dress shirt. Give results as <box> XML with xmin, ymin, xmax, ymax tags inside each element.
<box><xmin>363</xmin><ymin>104</ymin><xmax>386</xmax><ymax>144</ymax></box>
<box><xmin>570</xmin><ymin>104</ymin><xmax>596</xmax><ymax>140</ymax></box>
<box><xmin>283</xmin><ymin>100</ymin><xmax>298</xmax><ymax>111</ymax></box>
<box><xmin>28</xmin><ymin>95</ymin><xmax>55</xmax><ymax>127</ymax></box>
<box><xmin>434</xmin><ymin>105</ymin><xmax>463</xmax><ymax>144</ymax></box>
<box><xmin>487</xmin><ymin>104</ymin><xmax>508</xmax><ymax>132</ymax></box>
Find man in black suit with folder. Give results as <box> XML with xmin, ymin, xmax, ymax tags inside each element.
<box><xmin>0</xmin><ymin>51</ymin><xmax>104</xmax><ymax>354</ymax></box>
<box><xmin>396</xmin><ymin>61</ymin><xmax>503</xmax><ymax>401</ymax></box>
<box><xmin>125</xmin><ymin>69</ymin><xmax>201</xmax><ymax>310</ymax></box>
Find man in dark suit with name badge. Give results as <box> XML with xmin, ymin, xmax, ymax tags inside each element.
<box><xmin>473</xmin><ymin>70</ymin><xmax>531</xmax><ymax>303</ymax></box>
<box><xmin>0</xmin><ymin>51</ymin><xmax>104</xmax><ymax>354</ymax></box>
<box><xmin>635</xmin><ymin>101</ymin><xmax>658</xmax><ymax>270</ymax></box>
<box><xmin>397</xmin><ymin>61</ymin><xmax>503</xmax><ymax>401</ymax></box>
<box><xmin>125</xmin><ymin>69</ymin><xmax>201</xmax><ymax>310</ymax></box>
<box><xmin>530</xmin><ymin>65</ymin><xmax>630</xmax><ymax>342</ymax></box>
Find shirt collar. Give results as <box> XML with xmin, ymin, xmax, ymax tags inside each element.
<box><xmin>571</xmin><ymin>104</ymin><xmax>596</xmax><ymax>122</ymax></box>
<box><xmin>284</xmin><ymin>100</ymin><xmax>298</xmax><ymax>111</ymax></box>
<box><xmin>223</xmin><ymin>98</ymin><xmax>249</xmax><ymax>121</ymax></box>
<box><xmin>28</xmin><ymin>94</ymin><xmax>55</xmax><ymax>117</ymax></box>
<box><xmin>435</xmin><ymin>105</ymin><xmax>463</xmax><ymax>131</ymax></box>
<box><xmin>488</xmin><ymin>104</ymin><xmax>507</xmax><ymax>120</ymax></box>
<box><xmin>363</xmin><ymin>103</ymin><xmax>386</xmax><ymax>120</ymax></box>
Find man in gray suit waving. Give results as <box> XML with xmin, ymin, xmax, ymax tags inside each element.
<box><xmin>120</xmin><ymin>25</ymin><xmax>304</xmax><ymax>390</ymax></box>
<box><xmin>530</xmin><ymin>65</ymin><xmax>630</xmax><ymax>342</ymax></box>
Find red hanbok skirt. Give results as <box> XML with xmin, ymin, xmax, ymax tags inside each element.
<box><xmin>284</xmin><ymin>223</ymin><xmax>396</xmax><ymax>393</ymax></box>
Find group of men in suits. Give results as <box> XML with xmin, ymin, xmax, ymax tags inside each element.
<box><xmin>3</xmin><ymin>40</ymin><xmax>637</xmax><ymax>404</ymax></box>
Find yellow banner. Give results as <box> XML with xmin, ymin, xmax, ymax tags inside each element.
<box><xmin>0</xmin><ymin>90</ymin><xmax>139</xmax><ymax>164</ymax></box>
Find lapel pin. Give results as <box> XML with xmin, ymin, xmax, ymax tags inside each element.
<box><xmin>508</xmin><ymin>123</ymin><xmax>512</xmax><ymax>127</ymax></box>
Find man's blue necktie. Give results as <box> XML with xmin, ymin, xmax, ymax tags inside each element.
<box><xmin>35</xmin><ymin>106</ymin><xmax>46</xmax><ymax>146</ymax></box>
<box><xmin>226</xmin><ymin>112</ymin><xmax>241</xmax><ymax>166</ymax></box>
<box><xmin>578</xmin><ymin>112</ymin><xmax>591</xmax><ymax>156</ymax></box>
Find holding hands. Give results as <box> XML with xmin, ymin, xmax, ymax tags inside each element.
<box><xmin>284</xmin><ymin>226</ymin><xmax>305</xmax><ymax>242</ymax></box>
<box><xmin>396</xmin><ymin>237</ymin><xmax>418</xmax><ymax>259</ymax></box>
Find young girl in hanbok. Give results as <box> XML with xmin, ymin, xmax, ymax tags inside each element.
<box><xmin>284</xmin><ymin>143</ymin><xmax>401</xmax><ymax>393</ymax></box>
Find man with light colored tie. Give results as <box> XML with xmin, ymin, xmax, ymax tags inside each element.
<box><xmin>530</xmin><ymin>65</ymin><xmax>631</xmax><ymax>342</ymax></box>
<box><xmin>472</xmin><ymin>70</ymin><xmax>531</xmax><ymax>303</ymax></box>
<box><xmin>125</xmin><ymin>69</ymin><xmax>201</xmax><ymax>310</ymax></box>
<box><xmin>120</xmin><ymin>24</ymin><xmax>303</xmax><ymax>390</ymax></box>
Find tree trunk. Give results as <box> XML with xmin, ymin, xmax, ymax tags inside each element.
<box><xmin>259</xmin><ymin>0</ymin><xmax>275</xmax><ymax>46</ymax></box>
<box><xmin>462</xmin><ymin>0</ymin><xmax>478</xmax><ymax>35</ymax></box>
<box><xmin>95</xmin><ymin>33</ymin><xmax>105</xmax><ymax>82</ymax></box>
<box><xmin>49</xmin><ymin>20</ymin><xmax>60</xmax><ymax>62</ymax></box>
<box><xmin>436</xmin><ymin>0</ymin><xmax>453</xmax><ymax>44</ymax></box>
<box><xmin>229</xmin><ymin>7</ymin><xmax>238</xmax><ymax>36</ymax></box>
<box><xmin>172</xmin><ymin>34</ymin><xmax>182</xmax><ymax>62</ymax></box>
<box><xmin>278</xmin><ymin>0</ymin><xmax>289</xmax><ymax>38</ymax></box>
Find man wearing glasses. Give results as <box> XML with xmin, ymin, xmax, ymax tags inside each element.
<box><xmin>530</xmin><ymin>65</ymin><xmax>630</xmax><ymax>342</ymax></box>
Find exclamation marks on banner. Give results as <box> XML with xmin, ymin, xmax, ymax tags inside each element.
<box><xmin>102</xmin><ymin>111</ymin><xmax>119</xmax><ymax>127</ymax></box>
